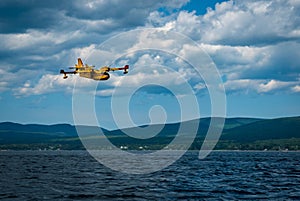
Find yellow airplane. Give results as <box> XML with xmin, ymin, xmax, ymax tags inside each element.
<box><xmin>60</xmin><ymin>58</ymin><xmax>129</xmax><ymax>80</ymax></box>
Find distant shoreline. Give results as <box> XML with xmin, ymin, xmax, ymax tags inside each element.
<box><xmin>1</xmin><ymin>116</ymin><xmax>299</xmax><ymax>151</ymax></box>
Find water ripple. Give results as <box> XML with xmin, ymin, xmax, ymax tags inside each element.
<box><xmin>0</xmin><ymin>151</ymin><xmax>299</xmax><ymax>200</ymax></box>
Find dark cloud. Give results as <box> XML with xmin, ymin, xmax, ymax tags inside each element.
<box><xmin>66</xmin><ymin>0</ymin><xmax>187</xmax><ymax>19</ymax></box>
<box><xmin>234</xmin><ymin>42</ymin><xmax>300</xmax><ymax>82</ymax></box>
<box><xmin>0</xmin><ymin>0</ymin><xmax>188</xmax><ymax>33</ymax></box>
<box><xmin>0</xmin><ymin>1</ymin><xmax>67</xmax><ymax>33</ymax></box>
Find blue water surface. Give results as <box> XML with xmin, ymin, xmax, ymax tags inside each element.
<box><xmin>0</xmin><ymin>151</ymin><xmax>299</xmax><ymax>200</ymax></box>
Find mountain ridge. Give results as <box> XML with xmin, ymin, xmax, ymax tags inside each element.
<box><xmin>0</xmin><ymin>116</ymin><xmax>299</xmax><ymax>150</ymax></box>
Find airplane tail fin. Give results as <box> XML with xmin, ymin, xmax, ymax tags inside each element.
<box><xmin>123</xmin><ymin>65</ymin><xmax>129</xmax><ymax>74</ymax></box>
<box><xmin>60</xmin><ymin>70</ymin><xmax>68</xmax><ymax>79</ymax></box>
<box><xmin>60</xmin><ymin>69</ymin><xmax>77</xmax><ymax>79</ymax></box>
<box><xmin>75</xmin><ymin>58</ymin><xmax>84</xmax><ymax>68</ymax></box>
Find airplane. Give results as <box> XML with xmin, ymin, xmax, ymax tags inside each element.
<box><xmin>60</xmin><ymin>58</ymin><xmax>129</xmax><ymax>80</ymax></box>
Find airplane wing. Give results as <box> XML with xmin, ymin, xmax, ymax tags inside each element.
<box><xmin>99</xmin><ymin>67</ymin><xmax>111</xmax><ymax>73</ymax></box>
<box><xmin>110</xmin><ymin>65</ymin><xmax>129</xmax><ymax>74</ymax></box>
<box><xmin>60</xmin><ymin>69</ymin><xmax>76</xmax><ymax>79</ymax></box>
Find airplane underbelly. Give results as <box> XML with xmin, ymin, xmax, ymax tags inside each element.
<box><xmin>93</xmin><ymin>73</ymin><xmax>110</xmax><ymax>80</ymax></box>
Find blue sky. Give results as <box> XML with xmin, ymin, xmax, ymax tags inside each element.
<box><xmin>0</xmin><ymin>0</ymin><xmax>300</xmax><ymax>129</ymax></box>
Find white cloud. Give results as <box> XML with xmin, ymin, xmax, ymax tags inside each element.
<box><xmin>200</xmin><ymin>44</ymin><xmax>265</xmax><ymax>65</ymax></box>
<box><xmin>173</xmin><ymin>11</ymin><xmax>201</xmax><ymax>39</ymax></box>
<box><xmin>224</xmin><ymin>79</ymin><xmax>256</xmax><ymax>93</ymax></box>
<box><xmin>127</xmin><ymin>29</ymin><xmax>178</xmax><ymax>52</ymax></box>
<box><xmin>0</xmin><ymin>29</ymin><xmax>84</xmax><ymax>51</ymax></box>
<box><xmin>200</xmin><ymin>40</ymin><xmax>300</xmax><ymax>83</ymax></box>
<box><xmin>0</xmin><ymin>68</ymin><xmax>37</xmax><ymax>93</ymax></box>
<box><xmin>258</xmin><ymin>79</ymin><xmax>293</xmax><ymax>93</ymax></box>
<box><xmin>224</xmin><ymin>79</ymin><xmax>300</xmax><ymax>94</ymax></box>
<box><xmin>292</xmin><ymin>85</ymin><xmax>300</xmax><ymax>93</ymax></box>
<box><xmin>159</xmin><ymin>0</ymin><xmax>300</xmax><ymax>46</ymax></box>
<box><xmin>14</xmin><ymin>73</ymin><xmax>96</xmax><ymax>96</ymax></box>
<box><xmin>1</xmin><ymin>0</ymin><xmax>300</xmax><ymax>98</ymax></box>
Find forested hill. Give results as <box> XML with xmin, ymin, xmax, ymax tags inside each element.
<box><xmin>0</xmin><ymin>116</ymin><xmax>299</xmax><ymax>150</ymax></box>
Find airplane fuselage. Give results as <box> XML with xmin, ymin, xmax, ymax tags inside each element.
<box><xmin>78</xmin><ymin>67</ymin><xmax>110</xmax><ymax>80</ymax></box>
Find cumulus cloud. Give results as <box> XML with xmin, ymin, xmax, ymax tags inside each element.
<box><xmin>258</xmin><ymin>79</ymin><xmax>295</xmax><ymax>93</ymax></box>
<box><xmin>292</xmin><ymin>85</ymin><xmax>300</xmax><ymax>93</ymax></box>
<box><xmin>0</xmin><ymin>68</ymin><xmax>38</xmax><ymax>93</ymax></box>
<box><xmin>1</xmin><ymin>0</ymin><xmax>300</xmax><ymax>98</ymax></box>
<box><xmin>142</xmin><ymin>0</ymin><xmax>300</xmax><ymax>96</ymax></box>
<box><xmin>14</xmin><ymin>73</ymin><xmax>96</xmax><ymax>96</ymax></box>
<box><xmin>224</xmin><ymin>79</ymin><xmax>300</xmax><ymax>94</ymax></box>
<box><xmin>159</xmin><ymin>0</ymin><xmax>300</xmax><ymax>46</ymax></box>
<box><xmin>0</xmin><ymin>0</ymin><xmax>189</xmax><ymax>92</ymax></box>
<box><xmin>200</xmin><ymin>0</ymin><xmax>300</xmax><ymax>46</ymax></box>
<box><xmin>201</xmin><ymin>41</ymin><xmax>300</xmax><ymax>82</ymax></box>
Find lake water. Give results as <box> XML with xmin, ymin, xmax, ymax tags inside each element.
<box><xmin>0</xmin><ymin>151</ymin><xmax>299</xmax><ymax>200</ymax></box>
